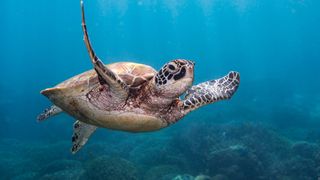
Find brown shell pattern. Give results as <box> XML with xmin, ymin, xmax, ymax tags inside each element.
<box><xmin>109</xmin><ymin>62</ymin><xmax>156</xmax><ymax>88</ymax></box>
<box><xmin>55</xmin><ymin>62</ymin><xmax>157</xmax><ymax>89</ymax></box>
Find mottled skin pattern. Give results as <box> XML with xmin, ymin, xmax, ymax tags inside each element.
<box><xmin>182</xmin><ymin>71</ymin><xmax>240</xmax><ymax>111</ymax></box>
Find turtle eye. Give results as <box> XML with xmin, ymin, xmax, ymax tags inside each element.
<box><xmin>168</xmin><ymin>64</ymin><xmax>175</xmax><ymax>70</ymax></box>
<box><xmin>167</xmin><ymin>63</ymin><xmax>178</xmax><ymax>72</ymax></box>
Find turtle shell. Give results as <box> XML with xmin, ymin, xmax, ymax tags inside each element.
<box><xmin>109</xmin><ymin>62</ymin><xmax>157</xmax><ymax>88</ymax></box>
<box><xmin>44</xmin><ymin>62</ymin><xmax>157</xmax><ymax>93</ymax></box>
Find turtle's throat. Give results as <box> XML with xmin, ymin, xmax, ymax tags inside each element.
<box><xmin>139</xmin><ymin>80</ymin><xmax>177</xmax><ymax>111</ymax></box>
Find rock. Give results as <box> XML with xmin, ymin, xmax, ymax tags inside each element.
<box><xmin>41</xmin><ymin>169</ymin><xmax>84</xmax><ymax>180</ymax></box>
<box><xmin>12</xmin><ymin>172</ymin><xmax>39</xmax><ymax>180</ymax></box>
<box><xmin>206</xmin><ymin>144</ymin><xmax>262</xmax><ymax>179</ymax></box>
<box><xmin>23</xmin><ymin>141</ymin><xmax>72</xmax><ymax>164</ymax></box>
<box><xmin>291</xmin><ymin>141</ymin><xmax>320</xmax><ymax>159</ymax></box>
<box><xmin>171</xmin><ymin>122</ymin><xmax>299</xmax><ymax>179</ymax></box>
<box><xmin>0</xmin><ymin>152</ymin><xmax>39</xmax><ymax>179</ymax></box>
<box><xmin>129</xmin><ymin>137</ymin><xmax>187</xmax><ymax>170</ymax></box>
<box><xmin>35</xmin><ymin>159</ymin><xmax>84</xmax><ymax>179</ymax></box>
<box><xmin>39</xmin><ymin>159</ymin><xmax>83</xmax><ymax>175</ymax></box>
<box><xmin>172</xmin><ymin>174</ymin><xmax>195</xmax><ymax>180</ymax></box>
<box><xmin>211</xmin><ymin>174</ymin><xmax>228</xmax><ymax>180</ymax></box>
<box><xmin>81</xmin><ymin>156</ymin><xmax>138</xmax><ymax>180</ymax></box>
<box><xmin>144</xmin><ymin>165</ymin><xmax>181</xmax><ymax>180</ymax></box>
<box><xmin>272</xmin><ymin>157</ymin><xmax>317</xmax><ymax>180</ymax></box>
<box><xmin>195</xmin><ymin>174</ymin><xmax>212</xmax><ymax>180</ymax></box>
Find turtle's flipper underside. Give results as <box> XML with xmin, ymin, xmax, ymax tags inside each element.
<box><xmin>181</xmin><ymin>71</ymin><xmax>240</xmax><ymax>112</ymax></box>
<box><xmin>71</xmin><ymin>120</ymin><xmax>97</xmax><ymax>154</ymax></box>
<box><xmin>81</xmin><ymin>0</ymin><xmax>128</xmax><ymax>98</ymax></box>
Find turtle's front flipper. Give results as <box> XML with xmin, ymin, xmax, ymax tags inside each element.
<box><xmin>80</xmin><ymin>0</ymin><xmax>128</xmax><ymax>98</ymax></box>
<box><xmin>37</xmin><ymin>105</ymin><xmax>62</xmax><ymax>122</ymax></box>
<box><xmin>71</xmin><ymin>120</ymin><xmax>97</xmax><ymax>154</ymax></box>
<box><xmin>181</xmin><ymin>71</ymin><xmax>240</xmax><ymax>113</ymax></box>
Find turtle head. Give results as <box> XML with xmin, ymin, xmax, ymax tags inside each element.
<box><xmin>154</xmin><ymin>59</ymin><xmax>195</xmax><ymax>98</ymax></box>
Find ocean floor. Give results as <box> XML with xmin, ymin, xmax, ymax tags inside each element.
<box><xmin>1</xmin><ymin>122</ymin><xmax>319</xmax><ymax>180</ymax></box>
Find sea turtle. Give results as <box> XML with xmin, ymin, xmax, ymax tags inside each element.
<box><xmin>38</xmin><ymin>0</ymin><xmax>240</xmax><ymax>154</ymax></box>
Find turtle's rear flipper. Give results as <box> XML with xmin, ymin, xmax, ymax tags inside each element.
<box><xmin>71</xmin><ymin>120</ymin><xmax>97</xmax><ymax>154</ymax></box>
<box><xmin>37</xmin><ymin>105</ymin><xmax>62</xmax><ymax>122</ymax></box>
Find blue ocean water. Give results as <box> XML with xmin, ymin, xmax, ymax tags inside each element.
<box><xmin>1</xmin><ymin>0</ymin><xmax>320</xmax><ymax>179</ymax></box>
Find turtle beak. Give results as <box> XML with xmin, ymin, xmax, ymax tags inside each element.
<box><xmin>186</xmin><ymin>60</ymin><xmax>195</xmax><ymax>70</ymax></box>
<box><xmin>186</xmin><ymin>62</ymin><xmax>195</xmax><ymax>82</ymax></box>
<box><xmin>186</xmin><ymin>60</ymin><xmax>195</xmax><ymax>67</ymax></box>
